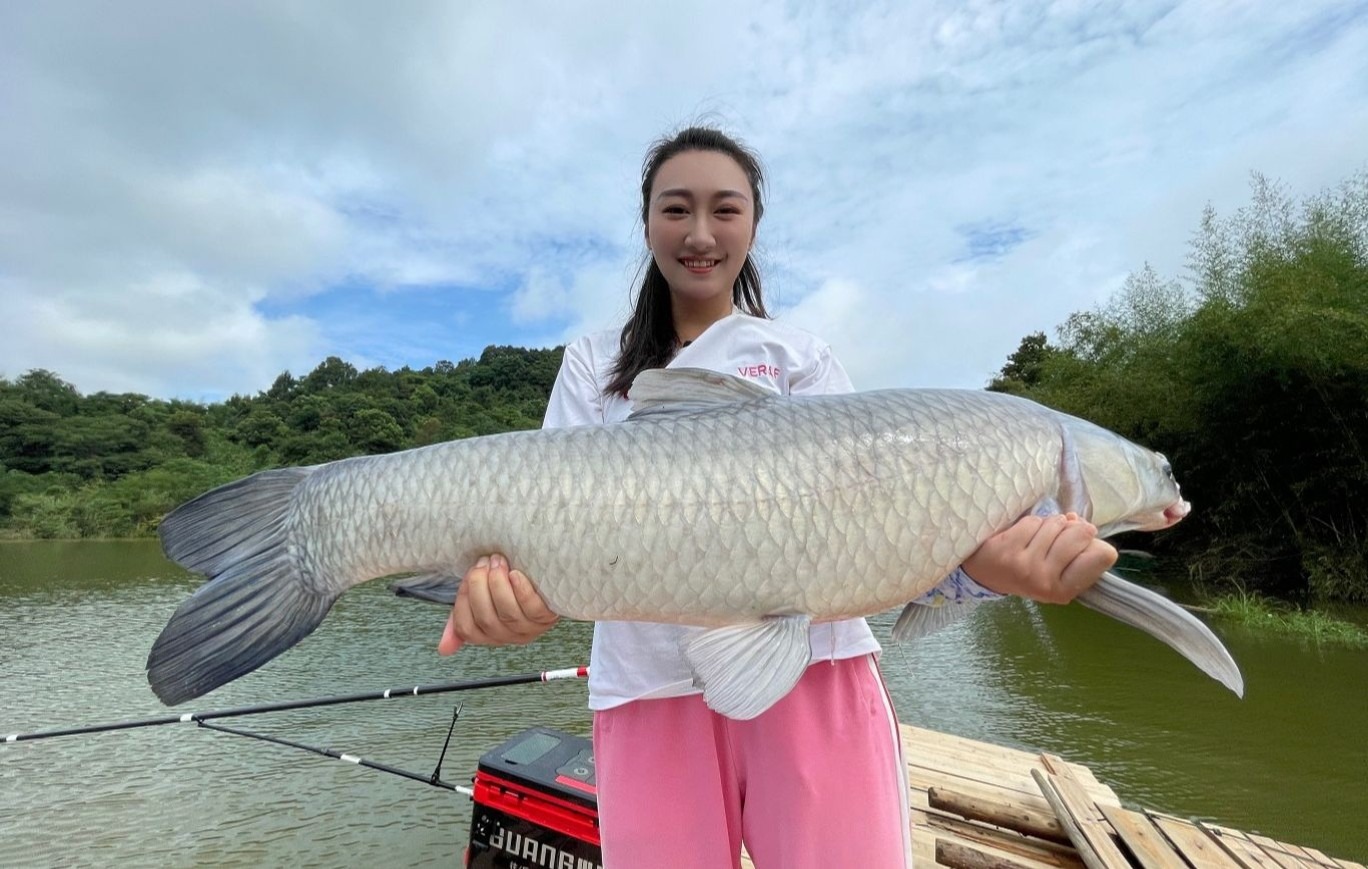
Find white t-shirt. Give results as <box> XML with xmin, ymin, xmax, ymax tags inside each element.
<box><xmin>542</xmin><ymin>313</ymin><xmax>882</xmax><ymax>711</ymax></box>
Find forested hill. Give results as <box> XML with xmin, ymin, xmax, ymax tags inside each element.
<box><xmin>0</xmin><ymin>346</ymin><xmax>563</xmax><ymax>539</ymax></box>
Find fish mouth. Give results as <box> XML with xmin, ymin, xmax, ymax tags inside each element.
<box><xmin>1162</xmin><ymin>500</ymin><xmax>1191</xmax><ymax>526</ymax></box>
<box><xmin>1098</xmin><ymin>500</ymin><xmax>1190</xmax><ymax>537</ymax></box>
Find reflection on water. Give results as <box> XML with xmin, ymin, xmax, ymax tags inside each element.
<box><xmin>1</xmin><ymin>541</ymin><xmax>1365</xmax><ymax>866</ymax></box>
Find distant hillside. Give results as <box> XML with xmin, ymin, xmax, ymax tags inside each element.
<box><xmin>0</xmin><ymin>345</ymin><xmax>563</xmax><ymax>539</ymax></box>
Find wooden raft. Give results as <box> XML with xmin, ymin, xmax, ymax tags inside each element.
<box><xmin>741</xmin><ymin>723</ymin><xmax>1362</xmax><ymax>868</ymax></box>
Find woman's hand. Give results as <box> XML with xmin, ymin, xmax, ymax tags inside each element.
<box><xmin>438</xmin><ymin>554</ymin><xmax>559</xmax><ymax>655</ymax></box>
<box><xmin>961</xmin><ymin>513</ymin><xmax>1118</xmax><ymax>604</ymax></box>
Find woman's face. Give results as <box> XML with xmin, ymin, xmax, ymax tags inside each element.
<box><xmin>646</xmin><ymin>150</ymin><xmax>756</xmax><ymax>311</ymax></box>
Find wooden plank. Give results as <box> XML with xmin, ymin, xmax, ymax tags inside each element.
<box><xmin>904</xmin><ymin>733</ymin><xmax>1116</xmax><ymax>807</ymax></box>
<box><xmin>1281</xmin><ymin>841</ymin><xmax>1333</xmax><ymax>866</ymax></box>
<box><xmin>905</xmin><ymin>727</ymin><xmax>1114</xmax><ymax>795</ymax></box>
<box><xmin>904</xmin><ymin>724</ymin><xmax>1045</xmax><ymax>765</ymax></box>
<box><xmin>1298</xmin><ymin>847</ymin><xmax>1345</xmax><ymax>868</ymax></box>
<box><xmin>1038</xmin><ymin>752</ymin><xmax>1121</xmax><ymax>812</ymax></box>
<box><xmin>908</xmin><ymin>758</ymin><xmax>1047</xmax><ymax>801</ymax></box>
<box><xmin>938</xmin><ymin>838</ymin><xmax>1042</xmax><ymax>869</ymax></box>
<box><xmin>905</xmin><ymin>729</ymin><xmax>1114</xmax><ymax>796</ymax></box>
<box><xmin>907</xmin><ymin>757</ymin><xmax>1037</xmax><ymax>793</ymax></box>
<box><xmin>907</xmin><ymin>767</ymin><xmax>1058</xmax><ymax>815</ymax></box>
<box><xmin>1098</xmin><ymin>805</ymin><xmax>1185</xmax><ymax>869</ymax></box>
<box><xmin>1146</xmin><ymin>812</ymin><xmax>1243</xmax><ymax>869</ymax></box>
<box><xmin>1281</xmin><ymin>842</ymin><xmax>1330</xmax><ymax>865</ymax></box>
<box><xmin>1039</xmin><ymin>755</ymin><xmax>1118</xmax><ymax>826</ymax></box>
<box><xmin>900</xmin><ymin>724</ymin><xmax>1349</xmax><ymax>869</ymax></box>
<box><xmin>921</xmin><ymin>778</ymin><xmax>1059</xmax><ymax>818</ymax></box>
<box><xmin>1031</xmin><ymin>769</ymin><xmax>1132</xmax><ymax>869</ymax></box>
<box><xmin>921</xmin><ymin>808</ymin><xmax>1084</xmax><ymax>867</ymax></box>
<box><xmin>1203</xmin><ymin>824</ymin><xmax>1286</xmax><ymax>869</ymax></box>
<box><xmin>1302</xmin><ymin>849</ymin><xmax>1345</xmax><ymax>868</ymax></box>
<box><xmin>903</xmin><ymin>728</ymin><xmax>1030</xmax><ymax>775</ymax></box>
<box><xmin>1246</xmin><ymin>833</ymin><xmax>1316</xmax><ymax>868</ymax></box>
<box><xmin>929</xmin><ymin>784</ymin><xmax>1070</xmax><ymax>843</ymax></box>
<box><xmin>913</xmin><ymin>835</ymin><xmax>938</xmax><ymax>867</ymax></box>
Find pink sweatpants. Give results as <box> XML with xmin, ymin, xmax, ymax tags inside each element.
<box><xmin>591</xmin><ymin>654</ymin><xmax>912</xmax><ymax>869</ymax></box>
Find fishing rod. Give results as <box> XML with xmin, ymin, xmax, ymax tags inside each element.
<box><xmin>197</xmin><ymin>704</ymin><xmax>476</xmax><ymax>797</ymax></box>
<box><xmin>3</xmin><ymin>666</ymin><xmax>588</xmax><ymax>744</ymax></box>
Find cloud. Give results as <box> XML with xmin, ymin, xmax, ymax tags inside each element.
<box><xmin>1</xmin><ymin>0</ymin><xmax>1365</xmax><ymax>399</ymax></box>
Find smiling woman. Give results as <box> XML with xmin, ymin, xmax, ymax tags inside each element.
<box><xmin>602</xmin><ymin>126</ymin><xmax>772</xmax><ymax>400</ymax></box>
<box><xmin>646</xmin><ymin>151</ymin><xmax>757</xmax><ymax>331</ymax></box>
<box><xmin>434</xmin><ymin>125</ymin><xmax>1122</xmax><ymax>869</ymax></box>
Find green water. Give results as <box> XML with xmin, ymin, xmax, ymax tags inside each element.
<box><xmin>1</xmin><ymin>541</ymin><xmax>1364</xmax><ymax>866</ymax></box>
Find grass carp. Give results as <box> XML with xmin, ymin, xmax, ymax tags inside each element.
<box><xmin>148</xmin><ymin>368</ymin><xmax>1242</xmax><ymax>718</ymax></box>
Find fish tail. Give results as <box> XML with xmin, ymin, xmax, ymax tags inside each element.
<box><xmin>148</xmin><ymin>467</ymin><xmax>337</xmax><ymax>705</ymax></box>
<box><xmin>1078</xmin><ymin>571</ymin><xmax>1244</xmax><ymax>697</ymax></box>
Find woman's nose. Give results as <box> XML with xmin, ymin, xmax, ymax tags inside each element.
<box><xmin>685</xmin><ymin>216</ymin><xmax>714</xmax><ymax>249</ymax></box>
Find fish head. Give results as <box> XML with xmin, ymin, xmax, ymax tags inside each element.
<box><xmin>1062</xmin><ymin>417</ymin><xmax>1190</xmax><ymax>538</ymax></box>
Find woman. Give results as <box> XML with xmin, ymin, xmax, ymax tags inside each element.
<box><xmin>439</xmin><ymin>126</ymin><xmax>1116</xmax><ymax>868</ymax></box>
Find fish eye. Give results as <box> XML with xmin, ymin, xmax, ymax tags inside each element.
<box><xmin>1156</xmin><ymin>453</ymin><xmax>1174</xmax><ymax>480</ymax></box>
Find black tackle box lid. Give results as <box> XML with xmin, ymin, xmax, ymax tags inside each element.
<box><xmin>476</xmin><ymin>726</ymin><xmax>597</xmax><ymax>810</ymax></box>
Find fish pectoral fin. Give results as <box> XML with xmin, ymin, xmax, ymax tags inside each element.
<box><xmin>1078</xmin><ymin>571</ymin><xmax>1245</xmax><ymax>697</ymax></box>
<box><xmin>683</xmin><ymin>615</ymin><xmax>812</xmax><ymax>720</ymax></box>
<box><xmin>389</xmin><ymin>572</ymin><xmax>462</xmax><ymax>606</ymax></box>
<box><xmin>890</xmin><ymin>599</ymin><xmax>984</xmax><ymax>642</ymax></box>
<box><xmin>1054</xmin><ymin>423</ymin><xmax>1093</xmax><ymax>520</ymax></box>
<box><xmin>627</xmin><ymin>368</ymin><xmax>776</xmax><ymax>420</ymax></box>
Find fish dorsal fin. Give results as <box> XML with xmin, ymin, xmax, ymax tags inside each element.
<box><xmin>683</xmin><ymin>614</ymin><xmax>812</xmax><ymax>720</ymax></box>
<box><xmin>627</xmin><ymin>368</ymin><xmax>776</xmax><ymax>421</ymax></box>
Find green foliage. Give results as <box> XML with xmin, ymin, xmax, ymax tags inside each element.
<box><xmin>0</xmin><ymin>345</ymin><xmax>564</xmax><ymax>539</ymax></box>
<box><xmin>995</xmin><ymin>170</ymin><xmax>1368</xmax><ymax>603</ymax></box>
<box><xmin>1204</xmin><ymin>589</ymin><xmax>1368</xmax><ymax>648</ymax></box>
<box><xmin>987</xmin><ymin>332</ymin><xmax>1058</xmax><ymax>395</ymax></box>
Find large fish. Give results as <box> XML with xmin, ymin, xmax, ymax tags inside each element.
<box><xmin>148</xmin><ymin>369</ymin><xmax>1243</xmax><ymax>718</ymax></box>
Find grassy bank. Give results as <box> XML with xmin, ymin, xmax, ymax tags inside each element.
<box><xmin>1201</xmin><ymin>590</ymin><xmax>1368</xmax><ymax>648</ymax></box>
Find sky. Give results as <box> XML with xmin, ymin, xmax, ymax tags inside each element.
<box><xmin>2</xmin><ymin>1</ymin><xmax>1366</xmax><ymax>402</ymax></box>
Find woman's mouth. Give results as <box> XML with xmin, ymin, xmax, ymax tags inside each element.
<box><xmin>680</xmin><ymin>258</ymin><xmax>720</xmax><ymax>274</ymax></box>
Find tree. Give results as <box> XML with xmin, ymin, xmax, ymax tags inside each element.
<box><xmin>987</xmin><ymin>332</ymin><xmax>1057</xmax><ymax>394</ymax></box>
<box><xmin>15</xmin><ymin>369</ymin><xmax>80</xmax><ymax>415</ymax></box>
<box><xmin>166</xmin><ymin>411</ymin><xmax>207</xmax><ymax>457</ymax></box>
<box><xmin>347</xmin><ymin>409</ymin><xmax>405</xmax><ymax>453</ymax></box>
<box><xmin>234</xmin><ymin>410</ymin><xmax>288</xmax><ymax>448</ymax></box>
<box><xmin>302</xmin><ymin>357</ymin><xmax>358</xmax><ymax>392</ymax></box>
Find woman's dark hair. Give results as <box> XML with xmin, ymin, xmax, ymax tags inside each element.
<box><xmin>604</xmin><ymin>126</ymin><xmax>770</xmax><ymax>397</ymax></box>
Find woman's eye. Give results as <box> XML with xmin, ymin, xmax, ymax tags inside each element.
<box><xmin>663</xmin><ymin>205</ymin><xmax>687</xmax><ymax>215</ymax></box>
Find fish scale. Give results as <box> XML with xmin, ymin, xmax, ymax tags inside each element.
<box><xmin>288</xmin><ymin>388</ymin><xmax>1054</xmax><ymax>624</ymax></box>
<box><xmin>147</xmin><ymin>369</ymin><xmax>1243</xmax><ymax>717</ymax></box>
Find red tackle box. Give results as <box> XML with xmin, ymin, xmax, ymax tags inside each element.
<box><xmin>466</xmin><ymin>727</ymin><xmax>601</xmax><ymax>869</ymax></box>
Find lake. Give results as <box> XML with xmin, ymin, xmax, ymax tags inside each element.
<box><xmin>1</xmin><ymin>540</ymin><xmax>1364</xmax><ymax>866</ymax></box>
